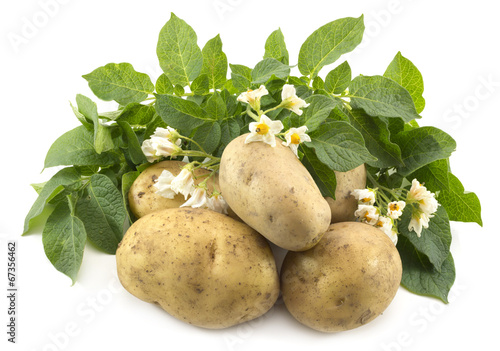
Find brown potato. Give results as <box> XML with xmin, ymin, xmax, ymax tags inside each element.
<box><xmin>128</xmin><ymin>160</ymin><xmax>219</xmax><ymax>218</ymax></box>
<box><xmin>325</xmin><ymin>164</ymin><xmax>367</xmax><ymax>223</ymax></box>
<box><xmin>116</xmin><ymin>208</ymin><xmax>280</xmax><ymax>329</ymax></box>
<box><xmin>219</xmin><ymin>134</ymin><xmax>331</xmax><ymax>251</ymax></box>
<box><xmin>280</xmin><ymin>221</ymin><xmax>402</xmax><ymax>332</ymax></box>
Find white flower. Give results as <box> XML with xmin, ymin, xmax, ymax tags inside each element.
<box><xmin>141</xmin><ymin>139</ymin><xmax>160</xmax><ymax>163</ymax></box>
<box><xmin>354</xmin><ymin>205</ymin><xmax>379</xmax><ymax>226</ymax></box>
<box><xmin>237</xmin><ymin>85</ymin><xmax>268</xmax><ymax>110</ymax></box>
<box><xmin>388</xmin><ymin>228</ymin><xmax>399</xmax><ymax>245</ymax></box>
<box><xmin>281</xmin><ymin>84</ymin><xmax>310</xmax><ymax>116</ymax></box>
<box><xmin>153</xmin><ymin>170</ymin><xmax>176</xmax><ymax>199</ymax></box>
<box><xmin>282</xmin><ymin>126</ymin><xmax>311</xmax><ymax>157</ymax></box>
<box><xmin>170</xmin><ymin>168</ymin><xmax>195</xmax><ymax>200</ymax></box>
<box><xmin>351</xmin><ymin>188</ymin><xmax>376</xmax><ymax>206</ymax></box>
<box><xmin>387</xmin><ymin>201</ymin><xmax>406</xmax><ymax>219</ymax></box>
<box><xmin>374</xmin><ymin>216</ymin><xmax>397</xmax><ymax>244</ymax></box>
<box><xmin>150</xmin><ymin>137</ymin><xmax>181</xmax><ymax>158</ymax></box>
<box><xmin>407</xmin><ymin>178</ymin><xmax>439</xmax><ymax>220</ymax></box>
<box><xmin>245</xmin><ymin>114</ymin><xmax>284</xmax><ymax>147</ymax></box>
<box><xmin>408</xmin><ymin>211</ymin><xmax>432</xmax><ymax>237</ymax></box>
<box><xmin>207</xmin><ymin>193</ymin><xmax>229</xmax><ymax>214</ymax></box>
<box><xmin>181</xmin><ymin>187</ymin><xmax>208</xmax><ymax>209</ymax></box>
<box><xmin>152</xmin><ymin>127</ymin><xmax>181</xmax><ymax>146</ymax></box>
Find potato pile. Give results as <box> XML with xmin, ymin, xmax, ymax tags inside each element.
<box><xmin>116</xmin><ymin>134</ymin><xmax>402</xmax><ymax>332</ymax></box>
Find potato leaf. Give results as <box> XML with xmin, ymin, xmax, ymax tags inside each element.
<box><xmin>75</xmin><ymin>174</ymin><xmax>127</xmax><ymax>254</ymax></box>
<box><xmin>298</xmin><ymin>15</ymin><xmax>364</xmax><ymax>78</ymax></box>
<box><xmin>349</xmin><ymin>75</ymin><xmax>421</xmax><ymax>122</ymax></box>
<box><xmin>42</xmin><ymin>197</ymin><xmax>87</xmax><ymax>285</ymax></box>
<box><xmin>157</xmin><ymin>13</ymin><xmax>203</xmax><ymax>87</ymax></box>
<box><xmin>306</xmin><ymin>120</ymin><xmax>377</xmax><ymax>172</ymax></box>
<box><xmin>82</xmin><ymin>63</ymin><xmax>154</xmax><ymax>105</ymax></box>
<box><xmin>44</xmin><ymin>126</ymin><xmax>120</xmax><ymax>168</ymax></box>
<box><xmin>437</xmin><ymin>173</ymin><xmax>483</xmax><ymax>226</ymax></box>
<box><xmin>397</xmin><ymin>235</ymin><xmax>456</xmax><ymax>303</ymax></box>
<box><xmin>384</xmin><ymin>51</ymin><xmax>425</xmax><ymax>114</ymax></box>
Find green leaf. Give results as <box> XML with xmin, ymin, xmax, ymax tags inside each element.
<box><xmin>75</xmin><ymin>94</ymin><xmax>114</xmax><ymax>154</ymax></box>
<box><xmin>398</xmin><ymin>235</ymin><xmax>456</xmax><ymax>303</ymax></box>
<box><xmin>42</xmin><ymin>198</ymin><xmax>86</xmax><ymax>284</ymax></box>
<box><xmin>200</xmin><ymin>34</ymin><xmax>228</xmax><ymax>90</ymax></box>
<box><xmin>230</xmin><ymin>64</ymin><xmax>252</xmax><ymax>92</ymax></box>
<box><xmin>301</xmin><ymin>145</ymin><xmax>337</xmax><ymax>198</ymax></box>
<box><xmin>157</xmin><ymin>13</ymin><xmax>203</xmax><ymax>87</ymax></box>
<box><xmin>392</xmin><ymin>126</ymin><xmax>456</xmax><ymax>176</ymax></box>
<box><xmin>384</xmin><ymin>52</ymin><xmax>425</xmax><ymax>114</ymax></box>
<box><xmin>116</xmin><ymin>103</ymin><xmax>156</xmax><ymax>125</ymax></box>
<box><xmin>251</xmin><ymin>58</ymin><xmax>291</xmax><ymax>84</ymax></box>
<box><xmin>306</xmin><ymin>121</ymin><xmax>377</xmax><ymax>172</ymax></box>
<box><xmin>75</xmin><ymin>174</ymin><xmax>126</xmax><ymax>254</ymax></box>
<box><xmin>23</xmin><ymin>167</ymin><xmax>82</xmax><ymax>234</ymax></box>
<box><xmin>204</xmin><ymin>92</ymin><xmax>228</xmax><ymax>121</ymax></box>
<box><xmin>116</xmin><ymin>120</ymin><xmax>147</xmax><ymax>164</ymax></box>
<box><xmin>349</xmin><ymin>75</ymin><xmax>421</xmax><ymax>122</ymax></box>
<box><xmin>298</xmin><ymin>95</ymin><xmax>341</xmax><ymax>132</ymax></box>
<box><xmin>192</xmin><ymin>122</ymin><xmax>221</xmax><ymax>155</ymax></box>
<box><xmin>409</xmin><ymin>159</ymin><xmax>450</xmax><ymax>193</ymax></box>
<box><xmin>155</xmin><ymin>94</ymin><xmax>208</xmax><ymax>132</ymax></box>
<box><xmin>155</xmin><ymin>74</ymin><xmax>174</xmax><ymax>94</ymax></box>
<box><xmin>44</xmin><ymin>126</ymin><xmax>120</xmax><ymax>168</ymax></box>
<box><xmin>437</xmin><ymin>173</ymin><xmax>483</xmax><ymax>226</ymax></box>
<box><xmin>82</xmin><ymin>63</ymin><xmax>154</xmax><ymax>105</ymax></box>
<box><xmin>191</xmin><ymin>74</ymin><xmax>210</xmax><ymax>95</ymax></box>
<box><xmin>398</xmin><ymin>206</ymin><xmax>452</xmax><ymax>271</ymax></box>
<box><xmin>264</xmin><ymin>28</ymin><xmax>289</xmax><ymax>65</ymax></box>
<box><xmin>324</xmin><ymin>61</ymin><xmax>351</xmax><ymax>94</ymax></box>
<box><xmin>121</xmin><ymin>171</ymin><xmax>140</xmax><ymax>224</ymax></box>
<box><xmin>218</xmin><ymin>118</ymin><xmax>240</xmax><ymax>152</ymax></box>
<box><xmin>345</xmin><ymin>108</ymin><xmax>404</xmax><ymax>168</ymax></box>
<box><xmin>298</xmin><ymin>15</ymin><xmax>364</xmax><ymax>78</ymax></box>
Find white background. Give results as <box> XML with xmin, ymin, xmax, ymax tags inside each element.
<box><xmin>1</xmin><ymin>0</ymin><xmax>498</xmax><ymax>350</ymax></box>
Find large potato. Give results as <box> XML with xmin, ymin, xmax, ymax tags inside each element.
<box><xmin>219</xmin><ymin>134</ymin><xmax>331</xmax><ymax>251</ymax></box>
<box><xmin>116</xmin><ymin>207</ymin><xmax>280</xmax><ymax>329</ymax></box>
<box><xmin>280</xmin><ymin>221</ymin><xmax>402</xmax><ymax>332</ymax></box>
<box><xmin>128</xmin><ymin>160</ymin><xmax>219</xmax><ymax>218</ymax></box>
<box><xmin>325</xmin><ymin>164</ymin><xmax>366</xmax><ymax>223</ymax></box>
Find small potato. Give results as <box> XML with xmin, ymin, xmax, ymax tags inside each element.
<box><xmin>128</xmin><ymin>160</ymin><xmax>219</xmax><ymax>218</ymax></box>
<box><xmin>280</xmin><ymin>221</ymin><xmax>402</xmax><ymax>332</ymax></box>
<box><xmin>116</xmin><ymin>208</ymin><xmax>280</xmax><ymax>329</ymax></box>
<box><xmin>325</xmin><ymin>164</ymin><xmax>366</xmax><ymax>223</ymax></box>
<box><xmin>219</xmin><ymin>134</ymin><xmax>331</xmax><ymax>251</ymax></box>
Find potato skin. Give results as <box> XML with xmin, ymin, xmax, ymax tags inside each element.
<box><xmin>280</xmin><ymin>221</ymin><xmax>402</xmax><ymax>332</ymax></box>
<box><xmin>219</xmin><ymin>134</ymin><xmax>331</xmax><ymax>251</ymax></box>
<box><xmin>128</xmin><ymin>160</ymin><xmax>219</xmax><ymax>218</ymax></box>
<box><xmin>325</xmin><ymin>164</ymin><xmax>367</xmax><ymax>223</ymax></box>
<box><xmin>116</xmin><ymin>208</ymin><xmax>280</xmax><ymax>329</ymax></box>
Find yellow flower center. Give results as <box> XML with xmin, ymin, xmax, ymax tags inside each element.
<box><xmin>376</xmin><ymin>220</ymin><xmax>384</xmax><ymax>227</ymax></box>
<box><xmin>362</xmin><ymin>197</ymin><xmax>372</xmax><ymax>203</ymax></box>
<box><xmin>255</xmin><ymin>123</ymin><xmax>269</xmax><ymax>135</ymax></box>
<box><xmin>290</xmin><ymin>133</ymin><xmax>301</xmax><ymax>144</ymax></box>
<box><xmin>390</xmin><ymin>203</ymin><xmax>400</xmax><ymax>211</ymax></box>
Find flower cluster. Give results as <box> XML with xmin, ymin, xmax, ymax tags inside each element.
<box><xmin>351</xmin><ymin>178</ymin><xmax>440</xmax><ymax>244</ymax></box>
<box><xmin>237</xmin><ymin>84</ymin><xmax>311</xmax><ymax>157</ymax></box>
<box><xmin>153</xmin><ymin>165</ymin><xmax>229</xmax><ymax>214</ymax></box>
<box><xmin>141</xmin><ymin>127</ymin><xmax>182</xmax><ymax>162</ymax></box>
<box><xmin>352</xmin><ymin>188</ymin><xmax>400</xmax><ymax>245</ymax></box>
<box><xmin>406</xmin><ymin>179</ymin><xmax>439</xmax><ymax>237</ymax></box>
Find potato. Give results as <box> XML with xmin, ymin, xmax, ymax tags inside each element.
<box><xmin>219</xmin><ymin>134</ymin><xmax>331</xmax><ymax>251</ymax></box>
<box><xmin>280</xmin><ymin>221</ymin><xmax>402</xmax><ymax>332</ymax></box>
<box><xmin>128</xmin><ymin>160</ymin><xmax>219</xmax><ymax>218</ymax></box>
<box><xmin>116</xmin><ymin>207</ymin><xmax>280</xmax><ymax>329</ymax></box>
<box><xmin>325</xmin><ymin>164</ymin><xmax>366</xmax><ymax>223</ymax></box>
